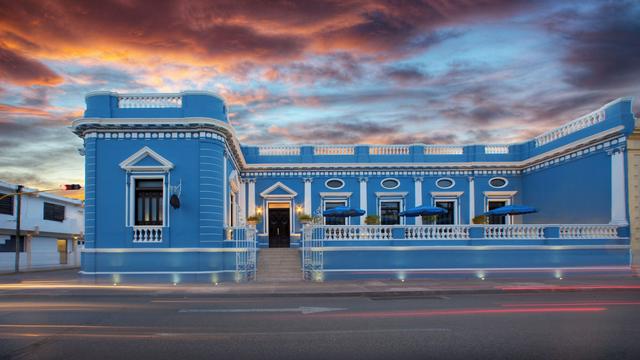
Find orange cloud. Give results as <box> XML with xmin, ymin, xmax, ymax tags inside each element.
<box><xmin>0</xmin><ymin>45</ymin><xmax>63</xmax><ymax>86</ymax></box>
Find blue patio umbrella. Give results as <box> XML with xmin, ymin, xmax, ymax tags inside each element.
<box><xmin>483</xmin><ymin>205</ymin><xmax>537</xmax><ymax>216</ymax></box>
<box><xmin>399</xmin><ymin>205</ymin><xmax>448</xmax><ymax>217</ymax></box>
<box><xmin>322</xmin><ymin>206</ymin><xmax>366</xmax><ymax>217</ymax></box>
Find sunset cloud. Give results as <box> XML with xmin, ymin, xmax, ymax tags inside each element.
<box><xmin>0</xmin><ymin>0</ymin><xmax>638</xmax><ymax>192</ymax></box>
<box><xmin>0</xmin><ymin>45</ymin><xmax>63</xmax><ymax>86</ymax></box>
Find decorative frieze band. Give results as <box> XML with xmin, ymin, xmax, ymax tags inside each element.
<box><xmin>523</xmin><ymin>136</ymin><xmax>626</xmax><ymax>174</ymax></box>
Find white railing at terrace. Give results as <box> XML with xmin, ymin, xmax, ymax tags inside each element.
<box><xmin>424</xmin><ymin>145</ymin><xmax>464</xmax><ymax>155</ymax></box>
<box><xmin>302</xmin><ymin>225</ymin><xmax>323</xmax><ymax>280</ymax></box>
<box><xmin>405</xmin><ymin>225</ymin><xmax>471</xmax><ymax>239</ymax></box>
<box><xmin>118</xmin><ymin>94</ymin><xmax>183</xmax><ymax>108</ymax></box>
<box><xmin>321</xmin><ymin>225</ymin><xmax>394</xmax><ymax>240</ymax></box>
<box><xmin>534</xmin><ymin>109</ymin><xmax>606</xmax><ymax>147</ymax></box>
<box><xmin>227</xmin><ymin>226</ymin><xmax>257</xmax><ymax>281</ymax></box>
<box><xmin>313</xmin><ymin>145</ymin><xmax>355</xmax><ymax>155</ymax></box>
<box><xmin>484</xmin><ymin>145</ymin><xmax>509</xmax><ymax>154</ymax></box>
<box><xmin>484</xmin><ymin>225</ymin><xmax>545</xmax><ymax>239</ymax></box>
<box><xmin>369</xmin><ymin>145</ymin><xmax>410</xmax><ymax>155</ymax></box>
<box><xmin>258</xmin><ymin>145</ymin><xmax>301</xmax><ymax>156</ymax></box>
<box><xmin>132</xmin><ymin>226</ymin><xmax>163</xmax><ymax>243</ymax></box>
<box><xmin>559</xmin><ymin>224</ymin><xmax>618</xmax><ymax>239</ymax></box>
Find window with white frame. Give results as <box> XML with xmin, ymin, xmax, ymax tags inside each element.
<box><xmin>324</xmin><ymin>200</ymin><xmax>347</xmax><ymax>225</ymax></box>
<box><xmin>434</xmin><ymin>200</ymin><xmax>456</xmax><ymax>225</ymax></box>
<box><xmin>483</xmin><ymin>191</ymin><xmax>515</xmax><ymax>225</ymax></box>
<box><xmin>0</xmin><ymin>193</ymin><xmax>13</xmax><ymax>215</ymax></box>
<box><xmin>487</xmin><ymin>199</ymin><xmax>508</xmax><ymax>224</ymax></box>
<box><xmin>380</xmin><ymin>200</ymin><xmax>401</xmax><ymax>225</ymax></box>
<box><xmin>44</xmin><ymin>202</ymin><xmax>65</xmax><ymax>222</ymax></box>
<box><xmin>134</xmin><ymin>178</ymin><xmax>164</xmax><ymax>226</ymax></box>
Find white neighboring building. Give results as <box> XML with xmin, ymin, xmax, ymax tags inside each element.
<box><xmin>0</xmin><ymin>180</ymin><xmax>84</xmax><ymax>272</ymax></box>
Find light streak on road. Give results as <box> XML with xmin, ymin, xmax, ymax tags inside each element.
<box><xmin>305</xmin><ymin>307</ymin><xmax>608</xmax><ymax>319</ymax></box>
<box><xmin>500</xmin><ymin>301</ymin><xmax>640</xmax><ymax>307</ymax></box>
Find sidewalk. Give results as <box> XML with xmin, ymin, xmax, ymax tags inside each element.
<box><xmin>1</xmin><ymin>269</ymin><xmax>640</xmax><ymax>297</ymax></box>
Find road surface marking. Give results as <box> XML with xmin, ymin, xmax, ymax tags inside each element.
<box><xmin>178</xmin><ymin>306</ymin><xmax>347</xmax><ymax>314</ymax></box>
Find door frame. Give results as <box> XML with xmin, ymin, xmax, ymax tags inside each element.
<box><xmin>265</xmin><ymin>200</ymin><xmax>293</xmax><ymax>238</ymax></box>
<box><xmin>267</xmin><ymin>204</ymin><xmax>291</xmax><ymax>248</ymax></box>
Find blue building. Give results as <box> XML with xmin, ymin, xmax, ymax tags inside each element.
<box><xmin>71</xmin><ymin>91</ymin><xmax>639</xmax><ymax>283</ymax></box>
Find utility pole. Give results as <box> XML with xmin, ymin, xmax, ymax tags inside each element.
<box><xmin>15</xmin><ymin>185</ymin><xmax>23</xmax><ymax>273</ymax></box>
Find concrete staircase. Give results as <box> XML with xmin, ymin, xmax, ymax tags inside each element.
<box><xmin>257</xmin><ymin>248</ymin><xmax>302</xmax><ymax>282</ymax></box>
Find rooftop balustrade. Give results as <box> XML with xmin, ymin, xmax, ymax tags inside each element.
<box><xmin>534</xmin><ymin>109</ymin><xmax>606</xmax><ymax>147</ymax></box>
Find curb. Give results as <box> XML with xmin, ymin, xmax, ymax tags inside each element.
<box><xmin>4</xmin><ymin>283</ymin><xmax>640</xmax><ymax>299</ymax></box>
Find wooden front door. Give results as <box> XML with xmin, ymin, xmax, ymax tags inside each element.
<box><xmin>268</xmin><ymin>208</ymin><xmax>290</xmax><ymax>248</ymax></box>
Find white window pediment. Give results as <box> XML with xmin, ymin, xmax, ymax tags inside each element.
<box><xmin>320</xmin><ymin>192</ymin><xmax>352</xmax><ymax>198</ymax></box>
<box><xmin>119</xmin><ymin>146</ymin><xmax>174</xmax><ymax>172</ymax></box>
<box><xmin>431</xmin><ymin>191</ymin><xmax>464</xmax><ymax>197</ymax></box>
<box><xmin>375</xmin><ymin>191</ymin><xmax>408</xmax><ymax>198</ymax></box>
<box><xmin>260</xmin><ymin>181</ymin><xmax>297</xmax><ymax>198</ymax></box>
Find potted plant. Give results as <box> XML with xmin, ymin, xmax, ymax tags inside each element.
<box><xmin>422</xmin><ymin>215</ymin><xmax>437</xmax><ymax>225</ymax></box>
<box><xmin>364</xmin><ymin>215</ymin><xmax>380</xmax><ymax>225</ymax></box>
<box><xmin>298</xmin><ymin>213</ymin><xmax>313</xmax><ymax>224</ymax></box>
<box><xmin>246</xmin><ymin>215</ymin><xmax>261</xmax><ymax>226</ymax></box>
<box><xmin>472</xmin><ymin>215</ymin><xmax>487</xmax><ymax>224</ymax></box>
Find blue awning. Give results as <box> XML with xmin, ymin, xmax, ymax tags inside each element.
<box><xmin>399</xmin><ymin>205</ymin><xmax>447</xmax><ymax>217</ymax></box>
<box><xmin>322</xmin><ymin>206</ymin><xmax>366</xmax><ymax>217</ymax></box>
<box><xmin>484</xmin><ymin>205</ymin><xmax>537</xmax><ymax>216</ymax></box>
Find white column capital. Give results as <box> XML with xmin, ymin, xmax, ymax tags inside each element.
<box><xmin>358</xmin><ymin>177</ymin><xmax>368</xmax><ymax>183</ymax></box>
<box><xmin>303</xmin><ymin>177</ymin><xmax>313</xmax><ymax>183</ymax></box>
<box><xmin>607</xmin><ymin>146</ymin><xmax>626</xmax><ymax>156</ymax></box>
<box><xmin>413</xmin><ymin>176</ymin><xmax>423</xmax><ymax>182</ymax></box>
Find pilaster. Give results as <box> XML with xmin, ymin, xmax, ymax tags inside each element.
<box><xmin>608</xmin><ymin>147</ymin><xmax>628</xmax><ymax>225</ymax></box>
<box><xmin>303</xmin><ymin>178</ymin><xmax>313</xmax><ymax>215</ymax></box>
<box><xmin>247</xmin><ymin>179</ymin><xmax>256</xmax><ymax>216</ymax></box>
<box><xmin>413</xmin><ymin>176</ymin><xmax>423</xmax><ymax>225</ymax></box>
<box><xmin>627</xmin><ymin>119</ymin><xmax>640</xmax><ymax>274</ymax></box>
<box><xmin>359</xmin><ymin>177</ymin><xmax>368</xmax><ymax>223</ymax></box>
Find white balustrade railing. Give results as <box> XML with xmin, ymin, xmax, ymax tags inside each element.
<box><xmin>313</xmin><ymin>145</ymin><xmax>355</xmax><ymax>155</ymax></box>
<box><xmin>534</xmin><ymin>110</ymin><xmax>606</xmax><ymax>147</ymax></box>
<box><xmin>369</xmin><ymin>145</ymin><xmax>410</xmax><ymax>155</ymax></box>
<box><xmin>559</xmin><ymin>224</ymin><xmax>618</xmax><ymax>239</ymax></box>
<box><xmin>484</xmin><ymin>225</ymin><xmax>545</xmax><ymax>239</ymax></box>
<box><xmin>132</xmin><ymin>226</ymin><xmax>163</xmax><ymax>243</ymax></box>
<box><xmin>118</xmin><ymin>94</ymin><xmax>182</xmax><ymax>108</ymax></box>
<box><xmin>321</xmin><ymin>225</ymin><xmax>394</xmax><ymax>240</ymax></box>
<box><xmin>484</xmin><ymin>145</ymin><xmax>509</xmax><ymax>154</ymax></box>
<box><xmin>424</xmin><ymin>145</ymin><xmax>464</xmax><ymax>155</ymax></box>
<box><xmin>405</xmin><ymin>225</ymin><xmax>471</xmax><ymax>239</ymax></box>
<box><xmin>258</xmin><ymin>145</ymin><xmax>301</xmax><ymax>156</ymax></box>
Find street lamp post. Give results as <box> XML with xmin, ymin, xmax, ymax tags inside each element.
<box><xmin>15</xmin><ymin>185</ymin><xmax>23</xmax><ymax>273</ymax></box>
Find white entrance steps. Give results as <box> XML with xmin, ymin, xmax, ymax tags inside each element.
<box><xmin>257</xmin><ymin>248</ymin><xmax>302</xmax><ymax>282</ymax></box>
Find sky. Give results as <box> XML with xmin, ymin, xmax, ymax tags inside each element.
<box><xmin>0</xmin><ymin>0</ymin><xmax>639</xmax><ymax>198</ymax></box>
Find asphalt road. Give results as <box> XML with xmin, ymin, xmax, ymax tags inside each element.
<box><xmin>1</xmin><ymin>289</ymin><xmax>639</xmax><ymax>360</ymax></box>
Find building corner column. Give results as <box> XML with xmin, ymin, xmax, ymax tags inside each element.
<box><xmin>626</xmin><ymin>122</ymin><xmax>640</xmax><ymax>275</ymax></box>
<box><xmin>610</xmin><ymin>148</ymin><xmax>628</xmax><ymax>225</ymax></box>
<box><xmin>413</xmin><ymin>177</ymin><xmax>423</xmax><ymax>225</ymax></box>
<box><xmin>238</xmin><ymin>179</ymin><xmax>247</xmax><ymax>225</ymax></box>
<box><xmin>359</xmin><ymin>177</ymin><xmax>368</xmax><ymax>224</ymax></box>
<box><xmin>468</xmin><ymin>175</ymin><xmax>475</xmax><ymax>224</ymax></box>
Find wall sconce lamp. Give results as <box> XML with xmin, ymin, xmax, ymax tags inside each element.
<box><xmin>295</xmin><ymin>205</ymin><xmax>303</xmax><ymax>214</ymax></box>
<box><xmin>256</xmin><ymin>206</ymin><xmax>263</xmax><ymax>215</ymax></box>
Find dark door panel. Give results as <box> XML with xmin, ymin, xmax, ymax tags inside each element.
<box><xmin>268</xmin><ymin>208</ymin><xmax>290</xmax><ymax>248</ymax></box>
